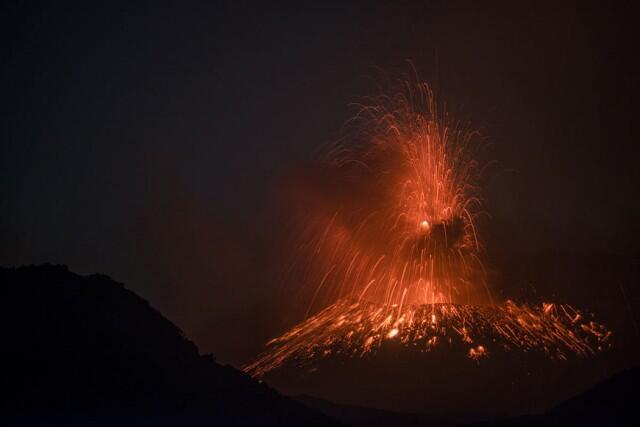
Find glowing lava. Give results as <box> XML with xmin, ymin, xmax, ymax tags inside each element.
<box><xmin>283</xmin><ymin>77</ymin><xmax>488</xmax><ymax>312</ymax></box>
<box><xmin>244</xmin><ymin>75</ymin><xmax>610</xmax><ymax>378</ymax></box>
<box><xmin>244</xmin><ymin>299</ymin><xmax>610</xmax><ymax>377</ymax></box>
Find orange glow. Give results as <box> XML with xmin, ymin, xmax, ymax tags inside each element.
<box><xmin>283</xmin><ymin>78</ymin><xmax>488</xmax><ymax>311</ymax></box>
<box><xmin>244</xmin><ymin>300</ymin><xmax>610</xmax><ymax>377</ymax></box>
<box><xmin>243</xmin><ymin>76</ymin><xmax>610</xmax><ymax>378</ymax></box>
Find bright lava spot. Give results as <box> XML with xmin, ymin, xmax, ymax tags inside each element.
<box><xmin>469</xmin><ymin>345</ymin><xmax>487</xmax><ymax>360</ymax></box>
<box><xmin>387</xmin><ymin>328</ymin><xmax>399</xmax><ymax>338</ymax></box>
<box><xmin>421</xmin><ymin>220</ymin><xmax>430</xmax><ymax>230</ymax></box>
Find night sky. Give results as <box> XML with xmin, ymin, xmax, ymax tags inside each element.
<box><xmin>2</xmin><ymin>0</ymin><xmax>639</xmax><ymax>374</ymax></box>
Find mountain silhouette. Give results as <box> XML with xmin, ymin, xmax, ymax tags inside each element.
<box><xmin>520</xmin><ymin>367</ymin><xmax>639</xmax><ymax>426</ymax></box>
<box><xmin>1</xmin><ymin>264</ymin><xmax>340</xmax><ymax>426</ymax></box>
<box><xmin>2</xmin><ymin>264</ymin><xmax>636</xmax><ymax>426</ymax></box>
<box><xmin>296</xmin><ymin>368</ymin><xmax>639</xmax><ymax>426</ymax></box>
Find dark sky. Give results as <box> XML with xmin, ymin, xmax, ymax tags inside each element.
<box><xmin>2</xmin><ymin>1</ymin><xmax>639</xmax><ymax>368</ymax></box>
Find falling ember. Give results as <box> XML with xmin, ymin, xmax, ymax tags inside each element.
<box><xmin>469</xmin><ymin>345</ymin><xmax>487</xmax><ymax>361</ymax></box>
<box><xmin>244</xmin><ymin>75</ymin><xmax>610</xmax><ymax>378</ymax></box>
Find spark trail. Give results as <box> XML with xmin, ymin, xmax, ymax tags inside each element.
<box><xmin>245</xmin><ymin>299</ymin><xmax>610</xmax><ymax>377</ymax></box>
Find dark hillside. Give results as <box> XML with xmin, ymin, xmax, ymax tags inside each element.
<box><xmin>1</xmin><ymin>265</ymin><xmax>340</xmax><ymax>426</ymax></box>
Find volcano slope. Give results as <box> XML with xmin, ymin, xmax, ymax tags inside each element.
<box><xmin>1</xmin><ymin>265</ymin><xmax>340</xmax><ymax>426</ymax></box>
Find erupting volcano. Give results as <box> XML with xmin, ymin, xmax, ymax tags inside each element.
<box><xmin>244</xmin><ymin>77</ymin><xmax>611</xmax><ymax>378</ymax></box>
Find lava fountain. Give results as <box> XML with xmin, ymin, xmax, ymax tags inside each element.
<box><xmin>244</xmin><ymin>77</ymin><xmax>610</xmax><ymax>378</ymax></box>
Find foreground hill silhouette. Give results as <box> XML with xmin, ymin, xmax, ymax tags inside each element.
<box><xmin>295</xmin><ymin>367</ymin><xmax>639</xmax><ymax>426</ymax></box>
<box><xmin>474</xmin><ymin>367</ymin><xmax>639</xmax><ymax>426</ymax></box>
<box><xmin>1</xmin><ymin>265</ymin><xmax>340</xmax><ymax>426</ymax></box>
